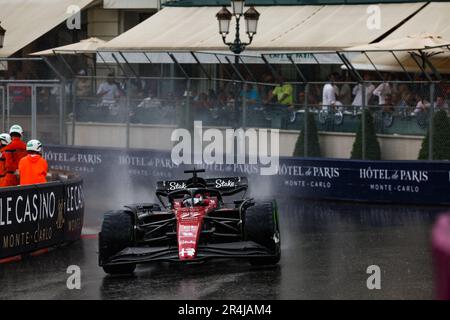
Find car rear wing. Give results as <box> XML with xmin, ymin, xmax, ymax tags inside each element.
<box><xmin>156</xmin><ymin>177</ymin><xmax>248</xmax><ymax>196</ymax></box>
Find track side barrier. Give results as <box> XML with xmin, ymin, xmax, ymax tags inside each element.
<box><xmin>0</xmin><ymin>173</ymin><xmax>84</xmax><ymax>259</ymax></box>
<box><xmin>45</xmin><ymin>145</ymin><xmax>450</xmax><ymax>205</ymax></box>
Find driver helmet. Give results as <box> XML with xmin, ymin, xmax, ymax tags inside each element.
<box><xmin>183</xmin><ymin>194</ymin><xmax>203</xmax><ymax>207</ymax></box>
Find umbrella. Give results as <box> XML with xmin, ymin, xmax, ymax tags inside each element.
<box><xmin>30</xmin><ymin>37</ymin><xmax>106</xmax><ymax>56</ymax></box>
<box><xmin>343</xmin><ymin>33</ymin><xmax>450</xmax><ymax>74</ymax></box>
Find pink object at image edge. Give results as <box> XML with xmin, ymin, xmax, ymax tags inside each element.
<box><xmin>431</xmin><ymin>214</ymin><xmax>450</xmax><ymax>300</ymax></box>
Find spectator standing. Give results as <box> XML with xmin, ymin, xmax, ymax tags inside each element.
<box><xmin>322</xmin><ymin>73</ymin><xmax>342</xmax><ymax>109</ymax></box>
<box><xmin>97</xmin><ymin>73</ymin><xmax>121</xmax><ymax>105</ymax></box>
<box><xmin>373</xmin><ymin>75</ymin><xmax>392</xmax><ymax>106</ymax></box>
<box><xmin>414</xmin><ymin>94</ymin><xmax>431</xmax><ymax>114</ymax></box>
<box><xmin>271</xmin><ymin>76</ymin><xmax>294</xmax><ymax>108</ymax></box>
<box><xmin>352</xmin><ymin>74</ymin><xmax>375</xmax><ymax>110</ymax></box>
<box><xmin>75</xmin><ymin>69</ymin><xmax>91</xmax><ymax>97</ymax></box>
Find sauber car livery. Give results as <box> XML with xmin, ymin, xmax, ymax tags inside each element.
<box><xmin>98</xmin><ymin>169</ymin><xmax>280</xmax><ymax>274</ymax></box>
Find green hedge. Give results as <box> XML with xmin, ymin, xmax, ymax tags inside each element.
<box><xmin>293</xmin><ymin>112</ymin><xmax>321</xmax><ymax>157</ymax></box>
<box><xmin>350</xmin><ymin>110</ymin><xmax>381</xmax><ymax>160</ymax></box>
<box><xmin>418</xmin><ymin>110</ymin><xmax>450</xmax><ymax>160</ymax></box>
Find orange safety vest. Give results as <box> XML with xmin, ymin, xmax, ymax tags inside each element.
<box><xmin>3</xmin><ymin>137</ymin><xmax>27</xmax><ymax>187</ymax></box>
<box><xmin>18</xmin><ymin>154</ymin><xmax>48</xmax><ymax>186</ymax></box>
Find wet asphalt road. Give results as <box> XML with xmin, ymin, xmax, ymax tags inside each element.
<box><xmin>0</xmin><ymin>199</ymin><xmax>443</xmax><ymax>300</ymax></box>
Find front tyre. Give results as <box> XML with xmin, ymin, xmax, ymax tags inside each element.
<box><xmin>244</xmin><ymin>201</ymin><xmax>281</xmax><ymax>266</ymax></box>
<box><xmin>99</xmin><ymin>210</ymin><xmax>136</xmax><ymax>274</ymax></box>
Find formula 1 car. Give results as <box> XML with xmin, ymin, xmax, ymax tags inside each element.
<box><xmin>98</xmin><ymin>169</ymin><xmax>281</xmax><ymax>274</ymax></box>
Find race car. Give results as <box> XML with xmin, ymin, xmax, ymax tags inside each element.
<box><xmin>98</xmin><ymin>169</ymin><xmax>281</xmax><ymax>274</ymax></box>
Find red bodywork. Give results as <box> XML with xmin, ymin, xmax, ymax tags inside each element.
<box><xmin>173</xmin><ymin>196</ymin><xmax>218</xmax><ymax>260</ymax></box>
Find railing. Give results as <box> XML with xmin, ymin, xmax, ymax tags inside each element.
<box><xmin>70</xmin><ymin>76</ymin><xmax>449</xmax><ymax>135</ymax></box>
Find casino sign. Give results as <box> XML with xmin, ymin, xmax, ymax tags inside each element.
<box><xmin>0</xmin><ymin>174</ymin><xmax>84</xmax><ymax>259</ymax></box>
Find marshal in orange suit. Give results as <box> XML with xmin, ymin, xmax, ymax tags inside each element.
<box><xmin>3</xmin><ymin>125</ymin><xmax>27</xmax><ymax>186</ymax></box>
<box><xmin>18</xmin><ymin>139</ymin><xmax>48</xmax><ymax>186</ymax></box>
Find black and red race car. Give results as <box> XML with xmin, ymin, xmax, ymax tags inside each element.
<box><xmin>98</xmin><ymin>169</ymin><xmax>281</xmax><ymax>274</ymax></box>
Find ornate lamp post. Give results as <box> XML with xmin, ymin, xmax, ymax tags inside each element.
<box><xmin>0</xmin><ymin>22</ymin><xmax>6</xmax><ymax>49</ymax></box>
<box><xmin>216</xmin><ymin>1</ymin><xmax>260</xmax><ymax>56</ymax></box>
<box><xmin>216</xmin><ymin>1</ymin><xmax>260</xmax><ymax>127</ymax></box>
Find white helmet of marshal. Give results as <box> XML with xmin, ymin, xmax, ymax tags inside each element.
<box><xmin>9</xmin><ymin>124</ymin><xmax>23</xmax><ymax>136</ymax></box>
<box><xmin>26</xmin><ymin>139</ymin><xmax>43</xmax><ymax>153</ymax></box>
<box><xmin>0</xmin><ymin>133</ymin><xmax>11</xmax><ymax>146</ymax></box>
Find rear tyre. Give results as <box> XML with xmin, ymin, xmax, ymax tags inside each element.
<box><xmin>99</xmin><ymin>210</ymin><xmax>136</xmax><ymax>274</ymax></box>
<box><xmin>244</xmin><ymin>201</ymin><xmax>281</xmax><ymax>266</ymax></box>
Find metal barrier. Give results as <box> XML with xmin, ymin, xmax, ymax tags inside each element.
<box><xmin>43</xmin><ymin>144</ymin><xmax>450</xmax><ymax>206</ymax></box>
<box><xmin>0</xmin><ymin>172</ymin><xmax>84</xmax><ymax>259</ymax></box>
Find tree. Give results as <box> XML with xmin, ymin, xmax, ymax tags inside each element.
<box><xmin>293</xmin><ymin>112</ymin><xmax>321</xmax><ymax>157</ymax></box>
<box><xmin>418</xmin><ymin>110</ymin><xmax>450</xmax><ymax>160</ymax></box>
<box><xmin>351</xmin><ymin>110</ymin><xmax>381</xmax><ymax>160</ymax></box>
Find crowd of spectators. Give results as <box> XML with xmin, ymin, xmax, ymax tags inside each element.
<box><xmin>31</xmin><ymin>69</ymin><xmax>450</xmax><ymax>124</ymax></box>
<box><xmin>314</xmin><ymin>72</ymin><xmax>450</xmax><ymax>117</ymax></box>
<box><xmin>3</xmin><ymin>65</ymin><xmax>450</xmax><ymax>123</ymax></box>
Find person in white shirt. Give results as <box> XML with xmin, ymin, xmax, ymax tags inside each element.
<box><xmin>322</xmin><ymin>82</ymin><xmax>336</xmax><ymax>106</ymax></box>
<box><xmin>352</xmin><ymin>73</ymin><xmax>375</xmax><ymax>108</ymax></box>
<box><xmin>97</xmin><ymin>73</ymin><xmax>120</xmax><ymax>104</ymax></box>
<box><xmin>322</xmin><ymin>73</ymin><xmax>342</xmax><ymax>111</ymax></box>
<box><xmin>372</xmin><ymin>78</ymin><xmax>392</xmax><ymax>106</ymax></box>
<box><xmin>414</xmin><ymin>94</ymin><xmax>430</xmax><ymax>114</ymax></box>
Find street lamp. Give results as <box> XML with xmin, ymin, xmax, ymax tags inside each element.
<box><xmin>216</xmin><ymin>1</ymin><xmax>260</xmax><ymax>128</ymax></box>
<box><xmin>216</xmin><ymin>1</ymin><xmax>260</xmax><ymax>55</ymax></box>
<box><xmin>0</xmin><ymin>22</ymin><xmax>6</xmax><ymax>49</ymax></box>
<box><xmin>231</xmin><ymin>0</ymin><xmax>245</xmax><ymax>16</ymax></box>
